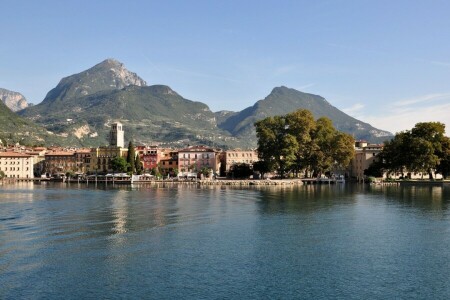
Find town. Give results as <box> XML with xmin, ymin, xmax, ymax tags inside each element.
<box><xmin>2</xmin><ymin>120</ymin><xmax>442</xmax><ymax>184</ymax></box>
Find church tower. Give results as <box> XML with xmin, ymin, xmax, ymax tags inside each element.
<box><xmin>110</xmin><ymin>122</ymin><xmax>124</xmax><ymax>148</ymax></box>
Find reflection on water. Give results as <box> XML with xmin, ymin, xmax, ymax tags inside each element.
<box><xmin>1</xmin><ymin>182</ymin><xmax>450</xmax><ymax>298</ymax></box>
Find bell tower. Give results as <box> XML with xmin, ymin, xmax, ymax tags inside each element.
<box><xmin>109</xmin><ymin>122</ymin><xmax>124</xmax><ymax>148</ymax></box>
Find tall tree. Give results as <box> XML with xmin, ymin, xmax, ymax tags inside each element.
<box><xmin>255</xmin><ymin>115</ymin><xmax>298</xmax><ymax>178</ymax></box>
<box><xmin>436</xmin><ymin>136</ymin><xmax>450</xmax><ymax>179</ymax></box>
<box><xmin>134</xmin><ymin>153</ymin><xmax>143</xmax><ymax>175</ymax></box>
<box><xmin>126</xmin><ymin>141</ymin><xmax>136</xmax><ymax>174</ymax></box>
<box><xmin>285</xmin><ymin>109</ymin><xmax>315</xmax><ymax>176</ymax></box>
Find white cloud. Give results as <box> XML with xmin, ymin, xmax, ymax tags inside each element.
<box><xmin>393</xmin><ymin>93</ymin><xmax>450</xmax><ymax>107</ymax></box>
<box><xmin>297</xmin><ymin>83</ymin><xmax>315</xmax><ymax>91</ymax></box>
<box><xmin>343</xmin><ymin>103</ymin><xmax>365</xmax><ymax>115</ymax></box>
<box><xmin>361</xmin><ymin>102</ymin><xmax>450</xmax><ymax>134</ymax></box>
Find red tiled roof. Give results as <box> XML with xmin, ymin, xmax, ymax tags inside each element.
<box><xmin>45</xmin><ymin>152</ymin><xmax>75</xmax><ymax>156</ymax></box>
<box><xmin>0</xmin><ymin>152</ymin><xmax>32</xmax><ymax>158</ymax></box>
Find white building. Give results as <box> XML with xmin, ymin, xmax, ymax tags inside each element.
<box><xmin>109</xmin><ymin>122</ymin><xmax>124</xmax><ymax>148</ymax></box>
<box><xmin>0</xmin><ymin>152</ymin><xmax>34</xmax><ymax>178</ymax></box>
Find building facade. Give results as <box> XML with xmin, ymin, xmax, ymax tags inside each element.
<box><xmin>0</xmin><ymin>152</ymin><xmax>34</xmax><ymax>178</ymax></box>
<box><xmin>221</xmin><ymin>149</ymin><xmax>258</xmax><ymax>175</ymax></box>
<box><xmin>348</xmin><ymin>141</ymin><xmax>383</xmax><ymax>181</ymax></box>
<box><xmin>43</xmin><ymin>152</ymin><xmax>77</xmax><ymax>176</ymax></box>
<box><xmin>178</xmin><ymin>146</ymin><xmax>220</xmax><ymax>175</ymax></box>
<box><xmin>109</xmin><ymin>122</ymin><xmax>124</xmax><ymax>148</ymax></box>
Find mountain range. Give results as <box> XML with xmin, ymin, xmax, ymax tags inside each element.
<box><xmin>3</xmin><ymin>58</ymin><xmax>392</xmax><ymax>148</ymax></box>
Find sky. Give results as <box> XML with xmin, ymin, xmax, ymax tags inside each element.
<box><xmin>1</xmin><ymin>0</ymin><xmax>449</xmax><ymax>134</ymax></box>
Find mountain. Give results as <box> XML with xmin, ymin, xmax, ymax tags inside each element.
<box><xmin>19</xmin><ymin>59</ymin><xmax>392</xmax><ymax>148</ymax></box>
<box><xmin>0</xmin><ymin>100</ymin><xmax>68</xmax><ymax>146</ymax></box>
<box><xmin>40</xmin><ymin>58</ymin><xmax>146</xmax><ymax>106</ymax></box>
<box><xmin>20</xmin><ymin>67</ymin><xmax>238</xmax><ymax>147</ymax></box>
<box><xmin>0</xmin><ymin>88</ymin><xmax>28</xmax><ymax>112</ymax></box>
<box><xmin>217</xmin><ymin>86</ymin><xmax>392</xmax><ymax>143</ymax></box>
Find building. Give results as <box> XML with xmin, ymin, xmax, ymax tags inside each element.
<box><xmin>136</xmin><ymin>146</ymin><xmax>162</xmax><ymax>172</ymax></box>
<box><xmin>25</xmin><ymin>148</ymin><xmax>47</xmax><ymax>176</ymax></box>
<box><xmin>348</xmin><ymin>141</ymin><xmax>383</xmax><ymax>181</ymax></box>
<box><xmin>221</xmin><ymin>149</ymin><xmax>258</xmax><ymax>176</ymax></box>
<box><xmin>109</xmin><ymin>122</ymin><xmax>124</xmax><ymax>148</ymax></box>
<box><xmin>159</xmin><ymin>150</ymin><xmax>179</xmax><ymax>176</ymax></box>
<box><xmin>43</xmin><ymin>151</ymin><xmax>76</xmax><ymax>176</ymax></box>
<box><xmin>0</xmin><ymin>152</ymin><xmax>34</xmax><ymax>178</ymax></box>
<box><xmin>88</xmin><ymin>146</ymin><xmax>128</xmax><ymax>174</ymax></box>
<box><xmin>178</xmin><ymin>146</ymin><xmax>220</xmax><ymax>176</ymax></box>
<box><xmin>88</xmin><ymin>122</ymin><xmax>128</xmax><ymax>174</ymax></box>
<box><xmin>75</xmin><ymin>149</ymin><xmax>91</xmax><ymax>174</ymax></box>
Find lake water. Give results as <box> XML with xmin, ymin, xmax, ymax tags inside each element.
<box><xmin>1</xmin><ymin>182</ymin><xmax>450</xmax><ymax>299</ymax></box>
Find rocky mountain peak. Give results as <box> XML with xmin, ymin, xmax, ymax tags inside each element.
<box><xmin>42</xmin><ymin>58</ymin><xmax>147</xmax><ymax>103</ymax></box>
<box><xmin>0</xmin><ymin>88</ymin><xmax>29</xmax><ymax>112</ymax></box>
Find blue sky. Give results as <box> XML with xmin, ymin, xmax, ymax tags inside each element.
<box><xmin>1</xmin><ymin>0</ymin><xmax>449</xmax><ymax>134</ymax></box>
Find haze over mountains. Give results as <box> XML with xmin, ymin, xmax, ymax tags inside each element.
<box><xmin>4</xmin><ymin>58</ymin><xmax>392</xmax><ymax>148</ymax></box>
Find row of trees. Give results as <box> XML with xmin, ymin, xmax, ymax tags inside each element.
<box><xmin>366</xmin><ymin>122</ymin><xmax>450</xmax><ymax>179</ymax></box>
<box><xmin>254</xmin><ymin>109</ymin><xmax>355</xmax><ymax>178</ymax></box>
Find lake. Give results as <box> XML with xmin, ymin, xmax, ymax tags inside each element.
<box><xmin>1</xmin><ymin>182</ymin><xmax>450</xmax><ymax>299</ymax></box>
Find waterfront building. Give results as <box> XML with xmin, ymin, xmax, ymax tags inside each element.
<box><xmin>159</xmin><ymin>150</ymin><xmax>179</xmax><ymax>176</ymax></box>
<box><xmin>87</xmin><ymin>122</ymin><xmax>128</xmax><ymax>174</ymax></box>
<box><xmin>221</xmin><ymin>149</ymin><xmax>258</xmax><ymax>176</ymax></box>
<box><xmin>25</xmin><ymin>148</ymin><xmax>47</xmax><ymax>177</ymax></box>
<box><xmin>178</xmin><ymin>146</ymin><xmax>220</xmax><ymax>176</ymax></box>
<box><xmin>348</xmin><ymin>141</ymin><xmax>383</xmax><ymax>181</ymax></box>
<box><xmin>75</xmin><ymin>149</ymin><xmax>91</xmax><ymax>174</ymax></box>
<box><xmin>0</xmin><ymin>152</ymin><xmax>34</xmax><ymax>178</ymax></box>
<box><xmin>43</xmin><ymin>151</ymin><xmax>76</xmax><ymax>176</ymax></box>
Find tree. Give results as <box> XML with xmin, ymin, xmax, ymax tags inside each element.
<box><xmin>253</xmin><ymin>160</ymin><xmax>272</xmax><ymax>179</ymax></box>
<box><xmin>285</xmin><ymin>109</ymin><xmax>315</xmax><ymax>176</ymax></box>
<box><xmin>0</xmin><ymin>170</ymin><xmax>5</xmax><ymax>179</ymax></box>
<box><xmin>200</xmin><ymin>167</ymin><xmax>211</xmax><ymax>178</ymax></box>
<box><xmin>135</xmin><ymin>154</ymin><xmax>143</xmax><ymax>175</ymax></box>
<box><xmin>376</xmin><ymin>122</ymin><xmax>448</xmax><ymax>179</ymax></box>
<box><xmin>436</xmin><ymin>136</ymin><xmax>450</xmax><ymax>179</ymax></box>
<box><xmin>255</xmin><ymin>115</ymin><xmax>298</xmax><ymax>178</ymax></box>
<box><xmin>229</xmin><ymin>163</ymin><xmax>253</xmax><ymax>179</ymax></box>
<box><xmin>255</xmin><ymin>109</ymin><xmax>355</xmax><ymax>178</ymax></box>
<box><xmin>111</xmin><ymin>156</ymin><xmax>128</xmax><ymax>173</ymax></box>
<box><xmin>126</xmin><ymin>141</ymin><xmax>136</xmax><ymax>174</ymax></box>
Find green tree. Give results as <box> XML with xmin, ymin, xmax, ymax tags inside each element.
<box><xmin>135</xmin><ymin>154</ymin><xmax>143</xmax><ymax>175</ymax></box>
<box><xmin>229</xmin><ymin>163</ymin><xmax>253</xmax><ymax>179</ymax></box>
<box><xmin>0</xmin><ymin>170</ymin><xmax>5</xmax><ymax>179</ymax></box>
<box><xmin>111</xmin><ymin>156</ymin><xmax>128</xmax><ymax>173</ymax></box>
<box><xmin>285</xmin><ymin>109</ymin><xmax>315</xmax><ymax>177</ymax></box>
<box><xmin>376</xmin><ymin>122</ymin><xmax>448</xmax><ymax>179</ymax></box>
<box><xmin>255</xmin><ymin>110</ymin><xmax>355</xmax><ymax>178</ymax></box>
<box><xmin>252</xmin><ymin>160</ymin><xmax>272</xmax><ymax>179</ymax></box>
<box><xmin>126</xmin><ymin>141</ymin><xmax>136</xmax><ymax>174</ymax></box>
<box><xmin>255</xmin><ymin>115</ymin><xmax>298</xmax><ymax>178</ymax></box>
<box><xmin>200</xmin><ymin>167</ymin><xmax>211</xmax><ymax>178</ymax></box>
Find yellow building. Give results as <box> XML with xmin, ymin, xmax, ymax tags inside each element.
<box><xmin>87</xmin><ymin>122</ymin><xmax>128</xmax><ymax>174</ymax></box>
<box><xmin>221</xmin><ymin>149</ymin><xmax>258</xmax><ymax>175</ymax></box>
<box><xmin>88</xmin><ymin>146</ymin><xmax>128</xmax><ymax>174</ymax></box>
